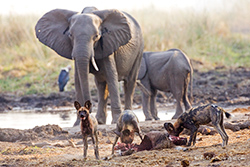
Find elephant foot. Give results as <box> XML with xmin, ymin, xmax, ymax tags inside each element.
<box><xmin>154</xmin><ymin>117</ymin><xmax>160</xmax><ymax>121</ymax></box>
<box><xmin>97</xmin><ymin>120</ymin><xmax>106</xmax><ymax>125</ymax></box>
<box><xmin>111</xmin><ymin>119</ymin><xmax>118</xmax><ymax>124</ymax></box>
<box><xmin>96</xmin><ymin>116</ymin><xmax>106</xmax><ymax>125</ymax></box>
<box><xmin>145</xmin><ymin>118</ymin><xmax>153</xmax><ymax>121</ymax></box>
<box><xmin>111</xmin><ymin>111</ymin><xmax>121</xmax><ymax>124</ymax></box>
<box><xmin>172</xmin><ymin>114</ymin><xmax>180</xmax><ymax>119</ymax></box>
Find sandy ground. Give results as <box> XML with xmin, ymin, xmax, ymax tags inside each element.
<box><xmin>0</xmin><ymin>108</ymin><xmax>250</xmax><ymax>167</ymax></box>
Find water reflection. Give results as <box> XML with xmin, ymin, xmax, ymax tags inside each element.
<box><xmin>0</xmin><ymin>108</ymin><xmax>175</xmax><ymax>130</ymax></box>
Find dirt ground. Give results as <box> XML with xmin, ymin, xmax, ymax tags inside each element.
<box><xmin>0</xmin><ymin>65</ymin><xmax>250</xmax><ymax>166</ymax></box>
<box><xmin>0</xmin><ymin>110</ymin><xmax>250</xmax><ymax>167</ymax></box>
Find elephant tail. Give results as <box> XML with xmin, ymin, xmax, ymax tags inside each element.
<box><xmin>189</xmin><ymin>65</ymin><xmax>193</xmax><ymax>103</ymax></box>
<box><xmin>136</xmin><ymin>80</ymin><xmax>151</xmax><ymax>96</ymax></box>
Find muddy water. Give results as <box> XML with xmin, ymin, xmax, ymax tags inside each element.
<box><xmin>0</xmin><ymin>107</ymin><xmax>175</xmax><ymax>130</ymax></box>
<box><xmin>1</xmin><ymin>105</ymin><xmax>244</xmax><ymax>130</ymax></box>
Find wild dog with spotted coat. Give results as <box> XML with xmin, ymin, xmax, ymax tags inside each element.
<box><xmin>112</xmin><ymin>110</ymin><xmax>143</xmax><ymax>154</ymax></box>
<box><xmin>164</xmin><ymin>104</ymin><xmax>231</xmax><ymax>147</ymax></box>
<box><xmin>74</xmin><ymin>100</ymin><xmax>99</xmax><ymax>159</ymax></box>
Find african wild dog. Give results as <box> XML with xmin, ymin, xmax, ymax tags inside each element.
<box><xmin>74</xmin><ymin>100</ymin><xmax>99</xmax><ymax>159</ymax></box>
<box><xmin>112</xmin><ymin>110</ymin><xmax>143</xmax><ymax>154</ymax></box>
<box><xmin>164</xmin><ymin>104</ymin><xmax>231</xmax><ymax>147</ymax></box>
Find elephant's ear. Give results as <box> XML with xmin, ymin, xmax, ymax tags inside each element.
<box><xmin>93</xmin><ymin>9</ymin><xmax>132</xmax><ymax>59</ymax></box>
<box><xmin>138</xmin><ymin>56</ymin><xmax>147</xmax><ymax>80</ymax></box>
<box><xmin>35</xmin><ymin>9</ymin><xmax>77</xmax><ymax>60</ymax></box>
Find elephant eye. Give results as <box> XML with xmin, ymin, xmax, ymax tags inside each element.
<box><xmin>93</xmin><ymin>34</ymin><xmax>100</xmax><ymax>41</ymax></box>
<box><xmin>68</xmin><ymin>33</ymin><xmax>72</xmax><ymax>38</ymax></box>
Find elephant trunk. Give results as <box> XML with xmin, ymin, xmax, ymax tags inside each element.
<box><xmin>73</xmin><ymin>39</ymin><xmax>100</xmax><ymax>126</ymax></box>
<box><xmin>74</xmin><ymin>56</ymin><xmax>91</xmax><ymax>105</ymax></box>
<box><xmin>73</xmin><ymin>55</ymin><xmax>91</xmax><ymax>127</ymax></box>
<box><xmin>72</xmin><ymin>40</ymin><xmax>93</xmax><ymax>126</ymax></box>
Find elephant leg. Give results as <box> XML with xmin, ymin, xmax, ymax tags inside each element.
<box><xmin>142</xmin><ymin>91</ymin><xmax>153</xmax><ymax>121</ymax></box>
<box><xmin>95</xmin><ymin>79</ymin><xmax>109</xmax><ymax>124</ymax></box>
<box><xmin>103</xmin><ymin>55</ymin><xmax>121</xmax><ymax>124</ymax></box>
<box><xmin>140</xmin><ymin>79</ymin><xmax>153</xmax><ymax>120</ymax></box>
<box><xmin>150</xmin><ymin>89</ymin><xmax>159</xmax><ymax>120</ymax></box>
<box><xmin>171</xmin><ymin>88</ymin><xmax>183</xmax><ymax>119</ymax></box>
<box><xmin>183</xmin><ymin>76</ymin><xmax>192</xmax><ymax>111</ymax></box>
<box><xmin>123</xmin><ymin>79</ymin><xmax>135</xmax><ymax>110</ymax></box>
<box><xmin>183</xmin><ymin>94</ymin><xmax>192</xmax><ymax>111</ymax></box>
<box><xmin>124</xmin><ymin>51</ymin><xmax>143</xmax><ymax>110</ymax></box>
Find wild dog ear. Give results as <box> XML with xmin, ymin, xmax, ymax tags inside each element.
<box><xmin>122</xmin><ymin>129</ymin><xmax>131</xmax><ymax>136</ymax></box>
<box><xmin>74</xmin><ymin>101</ymin><xmax>81</xmax><ymax>110</ymax></box>
<box><xmin>84</xmin><ymin>100</ymin><xmax>92</xmax><ymax>110</ymax></box>
<box><xmin>113</xmin><ymin>130</ymin><xmax>121</xmax><ymax>137</ymax></box>
<box><xmin>164</xmin><ymin>123</ymin><xmax>175</xmax><ymax>133</ymax></box>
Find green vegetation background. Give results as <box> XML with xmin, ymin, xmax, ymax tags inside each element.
<box><xmin>0</xmin><ymin>2</ymin><xmax>250</xmax><ymax>95</ymax></box>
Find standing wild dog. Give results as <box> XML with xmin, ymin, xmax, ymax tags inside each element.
<box><xmin>164</xmin><ymin>104</ymin><xmax>231</xmax><ymax>147</ymax></box>
<box><xmin>74</xmin><ymin>100</ymin><xmax>99</xmax><ymax>159</ymax></box>
<box><xmin>112</xmin><ymin>110</ymin><xmax>143</xmax><ymax>154</ymax></box>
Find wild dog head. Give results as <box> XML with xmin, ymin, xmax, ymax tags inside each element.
<box><xmin>114</xmin><ymin>128</ymin><xmax>135</xmax><ymax>144</ymax></box>
<box><xmin>74</xmin><ymin>100</ymin><xmax>92</xmax><ymax>121</ymax></box>
<box><xmin>164</xmin><ymin>122</ymin><xmax>184</xmax><ymax>137</ymax></box>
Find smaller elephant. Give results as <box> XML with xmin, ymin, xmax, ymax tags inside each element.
<box><xmin>137</xmin><ymin>49</ymin><xmax>193</xmax><ymax>120</ymax></box>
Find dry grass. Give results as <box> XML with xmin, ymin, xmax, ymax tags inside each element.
<box><xmin>131</xmin><ymin>4</ymin><xmax>250</xmax><ymax>68</ymax></box>
<box><xmin>0</xmin><ymin>1</ymin><xmax>250</xmax><ymax>95</ymax></box>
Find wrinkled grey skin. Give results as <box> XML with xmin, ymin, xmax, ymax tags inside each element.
<box><xmin>137</xmin><ymin>49</ymin><xmax>193</xmax><ymax>120</ymax></box>
<box><xmin>35</xmin><ymin>7</ymin><xmax>144</xmax><ymax>125</ymax></box>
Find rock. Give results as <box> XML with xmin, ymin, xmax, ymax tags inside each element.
<box><xmin>33</xmin><ymin>142</ymin><xmax>51</xmax><ymax>147</ymax></box>
<box><xmin>32</xmin><ymin>124</ymin><xmax>63</xmax><ymax>136</ymax></box>
<box><xmin>0</xmin><ymin>124</ymin><xmax>69</xmax><ymax>142</ymax></box>
<box><xmin>203</xmin><ymin>152</ymin><xmax>215</xmax><ymax>160</ymax></box>
<box><xmin>53</xmin><ymin>143</ymin><xmax>65</xmax><ymax>147</ymax></box>
<box><xmin>211</xmin><ymin>156</ymin><xmax>222</xmax><ymax>162</ymax></box>
<box><xmin>196</xmin><ymin>80</ymin><xmax>207</xmax><ymax>85</ymax></box>
<box><xmin>0</xmin><ymin>128</ymin><xmax>38</xmax><ymax>142</ymax></box>
<box><xmin>175</xmin><ymin>146</ymin><xmax>188</xmax><ymax>151</ymax></box>
<box><xmin>214</xmin><ymin>80</ymin><xmax>225</xmax><ymax>86</ymax></box>
<box><xmin>181</xmin><ymin>159</ymin><xmax>189</xmax><ymax>167</ymax></box>
<box><xmin>106</xmin><ymin>139</ymin><xmax>112</xmax><ymax>144</ymax></box>
<box><xmin>68</xmin><ymin>139</ymin><xmax>76</xmax><ymax>148</ymax></box>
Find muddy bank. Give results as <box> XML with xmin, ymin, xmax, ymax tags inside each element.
<box><xmin>1</xmin><ymin>107</ymin><xmax>250</xmax><ymax>143</ymax></box>
<box><xmin>0</xmin><ymin>108</ymin><xmax>250</xmax><ymax>166</ymax></box>
<box><xmin>0</xmin><ymin>67</ymin><xmax>250</xmax><ymax>113</ymax></box>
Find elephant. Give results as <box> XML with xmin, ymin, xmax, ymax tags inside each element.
<box><xmin>35</xmin><ymin>7</ymin><xmax>144</xmax><ymax>125</ymax></box>
<box><xmin>137</xmin><ymin>49</ymin><xmax>193</xmax><ymax>120</ymax></box>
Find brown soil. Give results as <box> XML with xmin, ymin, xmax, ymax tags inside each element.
<box><xmin>0</xmin><ymin>110</ymin><xmax>250</xmax><ymax>167</ymax></box>
<box><xmin>0</xmin><ymin>66</ymin><xmax>250</xmax><ymax>166</ymax></box>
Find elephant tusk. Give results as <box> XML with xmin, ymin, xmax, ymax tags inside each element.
<box><xmin>91</xmin><ymin>56</ymin><xmax>99</xmax><ymax>71</ymax></box>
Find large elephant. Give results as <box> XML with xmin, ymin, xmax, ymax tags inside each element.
<box><xmin>35</xmin><ymin>7</ymin><xmax>144</xmax><ymax>125</ymax></box>
<box><xmin>137</xmin><ymin>49</ymin><xmax>193</xmax><ymax>120</ymax></box>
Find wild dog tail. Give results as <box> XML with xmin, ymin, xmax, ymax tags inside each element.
<box><xmin>218</xmin><ymin>107</ymin><xmax>232</xmax><ymax>119</ymax></box>
<box><xmin>212</xmin><ymin>104</ymin><xmax>231</xmax><ymax>119</ymax></box>
<box><xmin>224</xmin><ymin>112</ymin><xmax>232</xmax><ymax>119</ymax></box>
